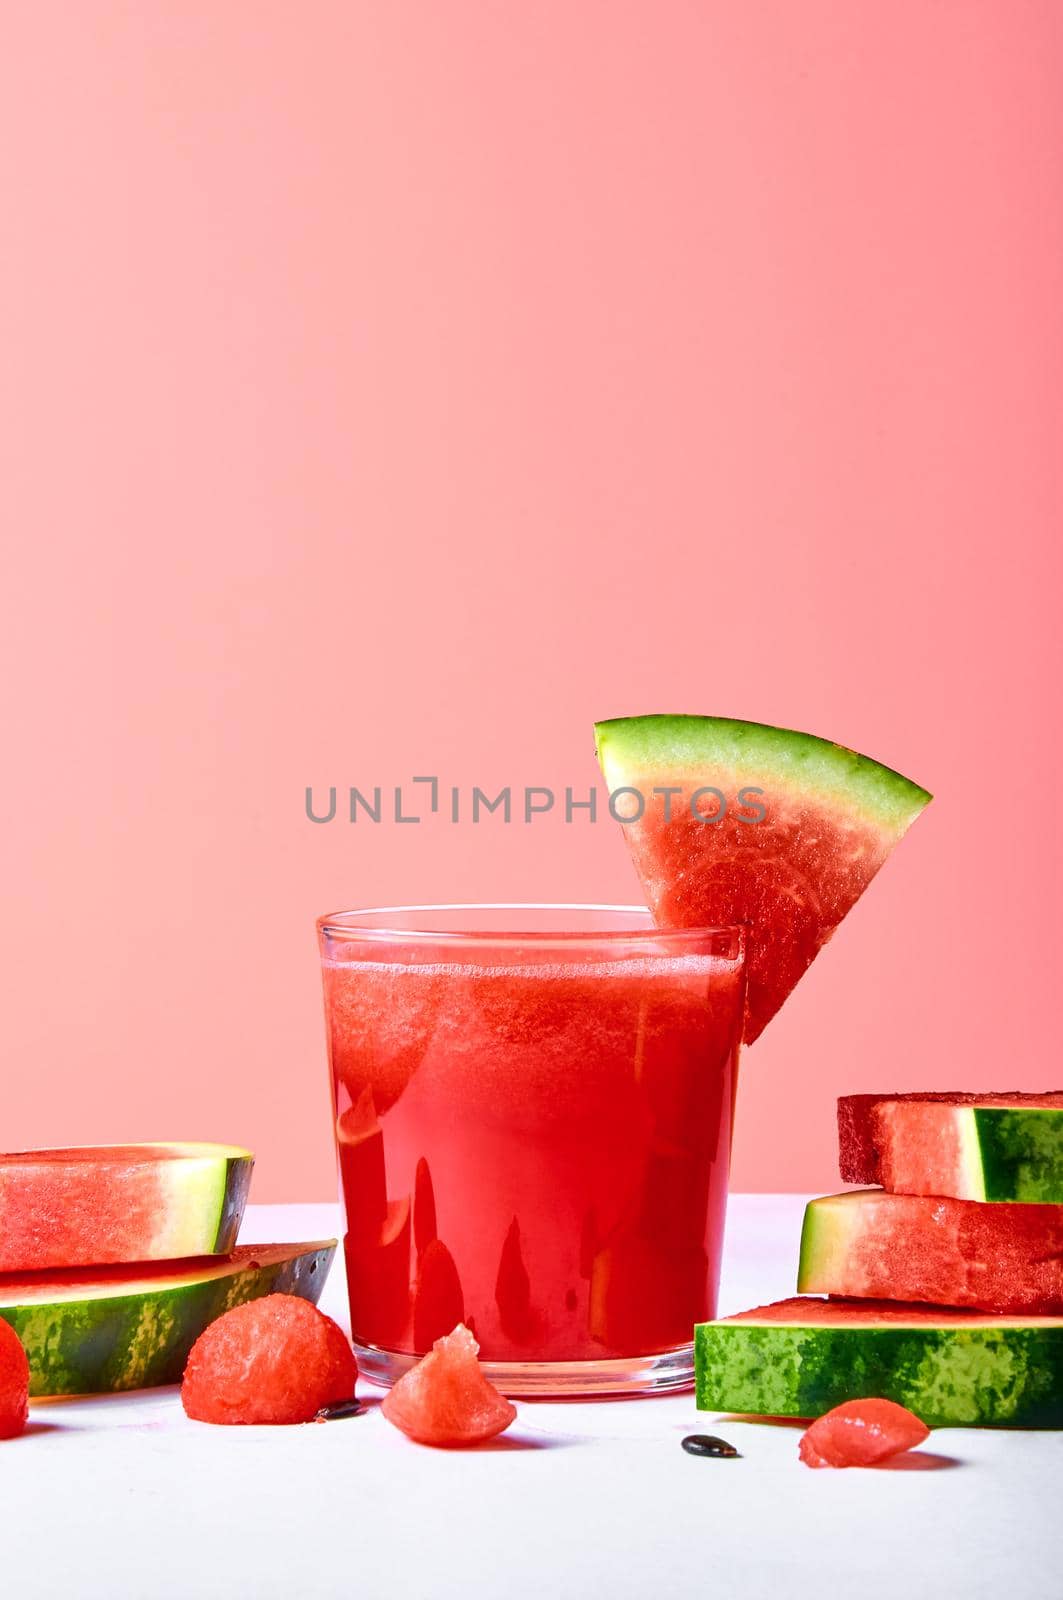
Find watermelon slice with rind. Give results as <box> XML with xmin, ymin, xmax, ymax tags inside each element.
<box><xmin>838</xmin><ymin>1091</ymin><xmax>1063</xmax><ymax>1202</ymax></box>
<box><xmin>695</xmin><ymin>1296</ymin><xmax>1063</xmax><ymax>1426</ymax></box>
<box><xmin>0</xmin><ymin>1240</ymin><xmax>336</xmax><ymax>1396</ymax></box>
<box><xmin>0</xmin><ymin>1143</ymin><xmax>253</xmax><ymax>1272</ymax></box>
<box><xmin>799</xmin><ymin>1190</ymin><xmax>1063</xmax><ymax>1313</ymax></box>
<box><xmin>594</xmin><ymin>716</ymin><xmax>931</xmax><ymax>1041</ymax></box>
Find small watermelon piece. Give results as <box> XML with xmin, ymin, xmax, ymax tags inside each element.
<box><xmin>594</xmin><ymin>716</ymin><xmax>931</xmax><ymax>1041</ymax></box>
<box><xmin>182</xmin><ymin>1294</ymin><xmax>357</xmax><ymax>1425</ymax></box>
<box><xmin>0</xmin><ymin>1240</ymin><xmax>335</xmax><ymax>1396</ymax></box>
<box><xmin>838</xmin><ymin>1092</ymin><xmax>1063</xmax><ymax>1201</ymax></box>
<box><xmin>381</xmin><ymin>1323</ymin><xmax>517</xmax><ymax>1447</ymax></box>
<box><xmin>799</xmin><ymin>1399</ymin><xmax>930</xmax><ymax>1468</ymax></box>
<box><xmin>0</xmin><ymin>1143</ymin><xmax>253</xmax><ymax>1272</ymax></box>
<box><xmin>0</xmin><ymin>1321</ymin><xmax>30</xmax><ymax>1440</ymax></box>
<box><xmin>695</xmin><ymin>1296</ymin><xmax>1063</xmax><ymax>1426</ymax></box>
<box><xmin>799</xmin><ymin>1190</ymin><xmax>1063</xmax><ymax>1313</ymax></box>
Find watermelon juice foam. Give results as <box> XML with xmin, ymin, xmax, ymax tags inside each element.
<box><xmin>317</xmin><ymin>905</ymin><xmax>746</xmax><ymax>1396</ymax></box>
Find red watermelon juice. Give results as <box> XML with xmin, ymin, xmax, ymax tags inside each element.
<box><xmin>318</xmin><ymin>905</ymin><xmax>746</xmax><ymax>1396</ymax></box>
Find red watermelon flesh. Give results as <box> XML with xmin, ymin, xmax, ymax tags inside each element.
<box><xmin>799</xmin><ymin>1398</ymin><xmax>930</xmax><ymax>1468</ymax></box>
<box><xmin>0</xmin><ymin>1144</ymin><xmax>253</xmax><ymax>1272</ymax></box>
<box><xmin>595</xmin><ymin>717</ymin><xmax>930</xmax><ymax>1042</ymax></box>
<box><xmin>0</xmin><ymin>1321</ymin><xmax>30</xmax><ymax>1440</ymax></box>
<box><xmin>182</xmin><ymin>1294</ymin><xmax>357</xmax><ymax>1426</ymax></box>
<box><xmin>722</xmin><ymin>1296</ymin><xmax>1041</xmax><ymax>1326</ymax></box>
<box><xmin>799</xmin><ymin>1190</ymin><xmax>1063</xmax><ymax>1313</ymax></box>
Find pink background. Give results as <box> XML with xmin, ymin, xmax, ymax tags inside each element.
<box><xmin>3</xmin><ymin>3</ymin><xmax>1060</xmax><ymax>1200</ymax></box>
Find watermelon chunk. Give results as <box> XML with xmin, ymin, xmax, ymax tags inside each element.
<box><xmin>0</xmin><ymin>1143</ymin><xmax>253</xmax><ymax>1272</ymax></box>
<box><xmin>381</xmin><ymin>1323</ymin><xmax>517</xmax><ymax>1447</ymax></box>
<box><xmin>695</xmin><ymin>1296</ymin><xmax>1063</xmax><ymax>1426</ymax></box>
<box><xmin>0</xmin><ymin>1240</ymin><xmax>335</xmax><ymax>1396</ymax></box>
<box><xmin>0</xmin><ymin>1322</ymin><xmax>29</xmax><ymax>1440</ymax></box>
<box><xmin>182</xmin><ymin>1294</ymin><xmax>357</xmax><ymax>1425</ymax></box>
<box><xmin>594</xmin><ymin>716</ymin><xmax>930</xmax><ymax>1041</ymax></box>
<box><xmin>799</xmin><ymin>1398</ymin><xmax>930</xmax><ymax>1467</ymax></box>
<box><xmin>799</xmin><ymin>1190</ymin><xmax>1063</xmax><ymax>1313</ymax></box>
<box><xmin>838</xmin><ymin>1092</ymin><xmax>1063</xmax><ymax>1202</ymax></box>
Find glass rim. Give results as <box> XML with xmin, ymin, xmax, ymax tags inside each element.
<box><xmin>316</xmin><ymin>901</ymin><xmax>745</xmax><ymax>950</ymax></box>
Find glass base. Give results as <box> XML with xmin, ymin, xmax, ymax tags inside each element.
<box><xmin>354</xmin><ymin>1340</ymin><xmax>695</xmax><ymax>1398</ymax></box>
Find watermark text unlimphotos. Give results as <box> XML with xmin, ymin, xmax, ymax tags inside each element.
<box><xmin>305</xmin><ymin>779</ymin><xmax>766</xmax><ymax>826</ymax></box>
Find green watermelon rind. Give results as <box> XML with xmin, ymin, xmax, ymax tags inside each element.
<box><xmin>157</xmin><ymin>1143</ymin><xmax>255</xmax><ymax>1257</ymax></box>
<box><xmin>975</xmin><ymin>1108</ymin><xmax>1063</xmax><ymax>1203</ymax></box>
<box><xmin>694</xmin><ymin>1301</ymin><xmax>1063</xmax><ymax>1427</ymax></box>
<box><xmin>594</xmin><ymin>714</ymin><xmax>932</xmax><ymax>833</ymax></box>
<box><xmin>210</xmin><ymin>1148</ymin><xmax>255</xmax><ymax>1253</ymax></box>
<box><xmin>0</xmin><ymin>1240</ymin><xmax>335</xmax><ymax>1397</ymax></box>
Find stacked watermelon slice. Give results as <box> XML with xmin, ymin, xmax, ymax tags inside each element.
<box><xmin>804</xmin><ymin>1093</ymin><xmax>1063</xmax><ymax>1311</ymax></box>
<box><xmin>0</xmin><ymin>1143</ymin><xmax>336</xmax><ymax>1398</ymax></box>
<box><xmin>697</xmin><ymin>1096</ymin><xmax>1063</xmax><ymax>1426</ymax></box>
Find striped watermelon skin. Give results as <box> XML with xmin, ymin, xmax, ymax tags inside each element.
<box><xmin>838</xmin><ymin>1092</ymin><xmax>1063</xmax><ymax>1202</ymax></box>
<box><xmin>595</xmin><ymin>716</ymin><xmax>930</xmax><ymax>1041</ymax></box>
<box><xmin>0</xmin><ymin>1241</ymin><xmax>335</xmax><ymax>1396</ymax></box>
<box><xmin>695</xmin><ymin>1297</ymin><xmax>1063</xmax><ymax>1426</ymax></box>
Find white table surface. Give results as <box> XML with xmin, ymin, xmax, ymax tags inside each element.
<box><xmin>2</xmin><ymin>1197</ymin><xmax>1056</xmax><ymax>1599</ymax></box>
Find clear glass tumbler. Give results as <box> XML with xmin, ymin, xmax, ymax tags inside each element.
<box><xmin>318</xmin><ymin>904</ymin><xmax>745</xmax><ymax>1397</ymax></box>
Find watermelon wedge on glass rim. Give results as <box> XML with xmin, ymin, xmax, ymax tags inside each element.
<box><xmin>594</xmin><ymin>716</ymin><xmax>931</xmax><ymax>1041</ymax></box>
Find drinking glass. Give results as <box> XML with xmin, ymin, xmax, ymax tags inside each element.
<box><xmin>318</xmin><ymin>904</ymin><xmax>746</xmax><ymax>1396</ymax></box>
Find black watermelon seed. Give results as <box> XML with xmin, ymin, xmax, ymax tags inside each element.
<box><xmin>681</xmin><ymin>1433</ymin><xmax>739</xmax><ymax>1458</ymax></box>
<box><xmin>314</xmin><ymin>1400</ymin><xmax>365</xmax><ymax>1422</ymax></box>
